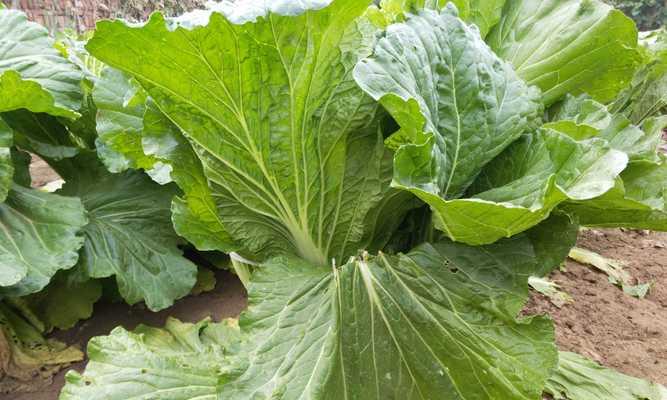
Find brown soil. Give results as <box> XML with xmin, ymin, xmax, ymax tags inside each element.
<box><xmin>29</xmin><ymin>155</ymin><xmax>61</xmax><ymax>188</ymax></box>
<box><xmin>526</xmin><ymin>228</ymin><xmax>667</xmax><ymax>386</ymax></box>
<box><xmin>5</xmin><ymin>270</ymin><xmax>247</xmax><ymax>400</ymax></box>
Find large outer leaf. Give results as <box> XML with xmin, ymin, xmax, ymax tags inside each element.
<box><xmin>0</xmin><ymin>9</ymin><xmax>82</xmax><ymax>115</ymax></box>
<box><xmin>545</xmin><ymin>352</ymin><xmax>667</xmax><ymax>400</ymax></box>
<box><xmin>87</xmin><ymin>0</ymin><xmax>412</xmax><ymax>266</ymax></box>
<box><xmin>218</xmin><ymin>228</ymin><xmax>567</xmax><ymax>399</ymax></box>
<box><xmin>0</xmin><ymin>185</ymin><xmax>86</xmax><ymax>296</ymax></box>
<box><xmin>55</xmin><ymin>155</ymin><xmax>198</xmax><ymax>311</ymax></box>
<box><xmin>487</xmin><ymin>0</ymin><xmax>640</xmax><ymax>106</ymax></box>
<box><xmin>222</xmin><ymin>215</ymin><xmax>575</xmax><ymax>400</ymax></box>
<box><xmin>60</xmin><ymin>318</ymin><xmax>240</xmax><ymax>400</ymax></box>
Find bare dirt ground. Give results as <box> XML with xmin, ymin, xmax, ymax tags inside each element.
<box><xmin>526</xmin><ymin>228</ymin><xmax>667</xmax><ymax>386</ymax></box>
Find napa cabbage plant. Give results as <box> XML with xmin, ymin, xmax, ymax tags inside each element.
<box><xmin>53</xmin><ymin>0</ymin><xmax>667</xmax><ymax>399</ymax></box>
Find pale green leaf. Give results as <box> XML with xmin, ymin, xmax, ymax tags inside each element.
<box><xmin>60</xmin><ymin>318</ymin><xmax>241</xmax><ymax>400</ymax></box>
<box><xmin>548</xmin><ymin>95</ymin><xmax>664</xmax><ymax>162</ymax></box>
<box><xmin>487</xmin><ymin>0</ymin><xmax>640</xmax><ymax>106</ymax></box>
<box><xmin>372</xmin><ymin>0</ymin><xmax>506</xmax><ymax>37</ymax></box>
<box><xmin>610</xmin><ymin>54</ymin><xmax>667</xmax><ymax>125</ymax></box>
<box><xmin>545</xmin><ymin>352</ymin><xmax>667</xmax><ymax>400</ymax></box>
<box><xmin>142</xmin><ymin>100</ymin><xmax>238</xmax><ymax>253</ymax></box>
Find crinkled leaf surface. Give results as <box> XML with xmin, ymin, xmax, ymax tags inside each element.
<box><xmin>487</xmin><ymin>0</ymin><xmax>640</xmax><ymax>106</ymax></box>
<box><xmin>0</xmin><ymin>9</ymin><xmax>82</xmax><ymax>115</ymax></box>
<box><xmin>60</xmin><ymin>318</ymin><xmax>241</xmax><ymax>400</ymax></box>
<box><xmin>354</xmin><ymin>7</ymin><xmax>618</xmax><ymax>245</ymax></box>
<box><xmin>549</xmin><ymin>96</ymin><xmax>667</xmax><ymax>231</ymax></box>
<box><xmin>218</xmin><ymin>230</ymin><xmax>565</xmax><ymax>399</ymax></box>
<box><xmin>548</xmin><ymin>95</ymin><xmax>664</xmax><ymax>162</ymax></box>
<box><xmin>355</xmin><ymin>5</ymin><xmax>542</xmax><ymax>200</ymax></box>
<box><xmin>545</xmin><ymin>352</ymin><xmax>667</xmax><ymax>400</ymax></box>
<box><xmin>92</xmin><ymin>67</ymin><xmax>159</xmax><ymax>173</ymax></box>
<box><xmin>0</xmin><ymin>184</ymin><xmax>86</xmax><ymax>296</ymax></box>
<box><xmin>55</xmin><ymin>154</ymin><xmax>197</xmax><ymax>311</ymax></box>
<box><xmin>87</xmin><ymin>0</ymin><xmax>411</xmax><ymax>266</ymax></box>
